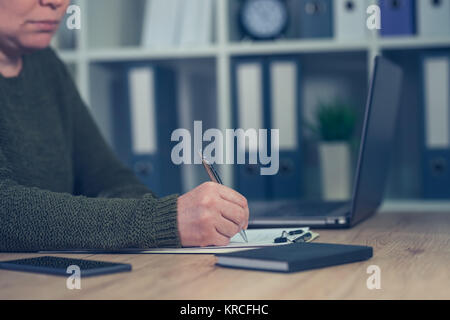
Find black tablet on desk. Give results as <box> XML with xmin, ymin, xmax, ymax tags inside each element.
<box><xmin>0</xmin><ymin>256</ymin><xmax>132</xmax><ymax>277</ymax></box>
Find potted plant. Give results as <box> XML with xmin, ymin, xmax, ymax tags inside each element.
<box><xmin>312</xmin><ymin>100</ymin><xmax>357</xmax><ymax>200</ymax></box>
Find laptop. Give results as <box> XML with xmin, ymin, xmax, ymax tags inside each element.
<box><xmin>248</xmin><ymin>56</ymin><xmax>403</xmax><ymax>228</ymax></box>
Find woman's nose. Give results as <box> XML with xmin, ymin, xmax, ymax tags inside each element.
<box><xmin>40</xmin><ymin>0</ymin><xmax>66</xmax><ymax>9</ymax></box>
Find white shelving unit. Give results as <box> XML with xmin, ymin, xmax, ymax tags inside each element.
<box><xmin>54</xmin><ymin>0</ymin><xmax>450</xmax><ymax>209</ymax></box>
<box><xmin>57</xmin><ymin>0</ymin><xmax>450</xmax><ymax>109</ymax></box>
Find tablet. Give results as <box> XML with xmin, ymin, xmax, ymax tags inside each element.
<box><xmin>0</xmin><ymin>256</ymin><xmax>132</xmax><ymax>277</ymax></box>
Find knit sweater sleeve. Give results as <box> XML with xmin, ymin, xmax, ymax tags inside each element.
<box><xmin>0</xmin><ymin>147</ymin><xmax>180</xmax><ymax>251</ymax></box>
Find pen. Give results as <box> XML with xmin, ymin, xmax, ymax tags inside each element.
<box><xmin>199</xmin><ymin>151</ymin><xmax>248</xmax><ymax>243</ymax></box>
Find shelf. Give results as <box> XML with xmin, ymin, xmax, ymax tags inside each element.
<box><xmin>226</xmin><ymin>37</ymin><xmax>450</xmax><ymax>55</ymax></box>
<box><xmin>55</xmin><ymin>38</ymin><xmax>450</xmax><ymax>64</ymax></box>
<box><xmin>227</xmin><ymin>39</ymin><xmax>371</xmax><ymax>55</ymax></box>
<box><xmin>87</xmin><ymin>46</ymin><xmax>219</xmax><ymax>62</ymax></box>
<box><xmin>378</xmin><ymin>36</ymin><xmax>450</xmax><ymax>50</ymax></box>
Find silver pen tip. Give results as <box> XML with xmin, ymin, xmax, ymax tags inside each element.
<box><xmin>241</xmin><ymin>230</ymin><xmax>248</xmax><ymax>243</ymax></box>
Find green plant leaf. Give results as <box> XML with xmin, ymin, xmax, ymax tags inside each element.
<box><xmin>313</xmin><ymin>99</ymin><xmax>357</xmax><ymax>142</ymax></box>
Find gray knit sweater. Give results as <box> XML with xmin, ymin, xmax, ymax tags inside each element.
<box><xmin>0</xmin><ymin>47</ymin><xmax>181</xmax><ymax>252</ymax></box>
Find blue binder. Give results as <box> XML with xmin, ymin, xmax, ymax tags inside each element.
<box><xmin>421</xmin><ymin>54</ymin><xmax>450</xmax><ymax>199</ymax></box>
<box><xmin>423</xmin><ymin>150</ymin><xmax>450</xmax><ymax>198</ymax></box>
<box><xmin>231</xmin><ymin>56</ymin><xmax>302</xmax><ymax>201</ymax></box>
<box><xmin>299</xmin><ymin>0</ymin><xmax>333</xmax><ymax>39</ymax></box>
<box><xmin>112</xmin><ymin>63</ymin><xmax>182</xmax><ymax>196</ymax></box>
<box><xmin>231</xmin><ymin>57</ymin><xmax>268</xmax><ymax>200</ymax></box>
<box><xmin>380</xmin><ymin>0</ymin><xmax>416</xmax><ymax>36</ymax></box>
<box><xmin>267</xmin><ymin>57</ymin><xmax>302</xmax><ymax>199</ymax></box>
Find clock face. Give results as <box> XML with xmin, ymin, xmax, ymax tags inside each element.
<box><xmin>240</xmin><ymin>0</ymin><xmax>288</xmax><ymax>39</ymax></box>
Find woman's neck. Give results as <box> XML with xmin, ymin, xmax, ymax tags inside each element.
<box><xmin>0</xmin><ymin>47</ymin><xmax>23</xmax><ymax>78</ymax></box>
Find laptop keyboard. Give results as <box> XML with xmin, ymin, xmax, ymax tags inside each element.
<box><xmin>249</xmin><ymin>200</ymin><xmax>350</xmax><ymax>217</ymax></box>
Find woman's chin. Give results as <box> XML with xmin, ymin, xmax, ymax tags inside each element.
<box><xmin>20</xmin><ymin>33</ymin><xmax>55</xmax><ymax>51</ymax></box>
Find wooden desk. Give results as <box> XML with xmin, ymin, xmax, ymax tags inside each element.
<box><xmin>1</xmin><ymin>211</ymin><xmax>449</xmax><ymax>300</ymax></box>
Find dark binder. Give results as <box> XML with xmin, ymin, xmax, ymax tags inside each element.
<box><xmin>216</xmin><ymin>242</ymin><xmax>373</xmax><ymax>273</ymax></box>
<box><xmin>112</xmin><ymin>63</ymin><xmax>182</xmax><ymax>196</ymax></box>
<box><xmin>423</xmin><ymin>150</ymin><xmax>450</xmax><ymax>198</ymax></box>
<box><xmin>299</xmin><ymin>0</ymin><xmax>333</xmax><ymax>39</ymax></box>
<box><xmin>268</xmin><ymin>57</ymin><xmax>303</xmax><ymax>199</ymax></box>
<box><xmin>231</xmin><ymin>56</ymin><xmax>303</xmax><ymax>201</ymax></box>
<box><xmin>421</xmin><ymin>54</ymin><xmax>450</xmax><ymax>199</ymax></box>
<box><xmin>231</xmin><ymin>57</ymin><xmax>268</xmax><ymax>200</ymax></box>
<box><xmin>380</xmin><ymin>0</ymin><xmax>416</xmax><ymax>36</ymax></box>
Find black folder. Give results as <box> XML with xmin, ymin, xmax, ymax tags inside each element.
<box><xmin>216</xmin><ymin>243</ymin><xmax>373</xmax><ymax>273</ymax></box>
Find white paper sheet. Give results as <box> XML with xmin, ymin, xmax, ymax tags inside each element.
<box><xmin>39</xmin><ymin>228</ymin><xmax>319</xmax><ymax>254</ymax></box>
<box><xmin>142</xmin><ymin>228</ymin><xmax>312</xmax><ymax>254</ymax></box>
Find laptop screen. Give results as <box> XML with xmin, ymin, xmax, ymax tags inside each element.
<box><xmin>349</xmin><ymin>57</ymin><xmax>403</xmax><ymax>226</ymax></box>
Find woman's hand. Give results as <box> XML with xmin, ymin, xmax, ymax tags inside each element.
<box><xmin>177</xmin><ymin>182</ymin><xmax>249</xmax><ymax>247</ymax></box>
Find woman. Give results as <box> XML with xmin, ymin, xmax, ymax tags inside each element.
<box><xmin>0</xmin><ymin>0</ymin><xmax>249</xmax><ymax>251</ymax></box>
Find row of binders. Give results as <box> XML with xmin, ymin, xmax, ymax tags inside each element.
<box><xmin>140</xmin><ymin>0</ymin><xmax>450</xmax><ymax>45</ymax></box>
<box><xmin>109</xmin><ymin>58</ymin><xmax>303</xmax><ymax>200</ymax></box>
<box><xmin>109</xmin><ymin>54</ymin><xmax>450</xmax><ymax>200</ymax></box>
<box><xmin>141</xmin><ymin>0</ymin><xmax>215</xmax><ymax>48</ymax></box>
<box><xmin>233</xmin><ymin>52</ymin><xmax>450</xmax><ymax>200</ymax></box>
<box><xmin>300</xmin><ymin>0</ymin><xmax>450</xmax><ymax>39</ymax></box>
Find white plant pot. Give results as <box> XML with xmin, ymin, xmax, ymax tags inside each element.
<box><xmin>319</xmin><ymin>142</ymin><xmax>352</xmax><ymax>201</ymax></box>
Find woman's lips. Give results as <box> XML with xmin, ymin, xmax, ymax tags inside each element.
<box><xmin>28</xmin><ymin>20</ymin><xmax>60</xmax><ymax>32</ymax></box>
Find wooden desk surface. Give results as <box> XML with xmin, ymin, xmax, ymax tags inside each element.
<box><xmin>1</xmin><ymin>211</ymin><xmax>449</xmax><ymax>300</ymax></box>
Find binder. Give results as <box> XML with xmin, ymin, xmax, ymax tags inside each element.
<box><xmin>231</xmin><ymin>57</ymin><xmax>302</xmax><ymax>200</ymax></box>
<box><xmin>334</xmin><ymin>0</ymin><xmax>368</xmax><ymax>41</ymax></box>
<box><xmin>197</xmin><ymin>0</ymin><xmax>215</xmax><ymax>45</ymax></box>
<box><xmin>379</xmin><ymin>0</ymin><xmax>416</xmax><ymax>36</ymax></box>
<box><xmin>179</xmin><ymin>0</ymin><xmax>215</xmax><ymax>46</ymax></box>
<box><xmin>179</xmin><ymin>0</ymin><xmax>201</xmax><ymax>46</ymax></box>
<box><xmin>299</xmin><ymin>0</ymin><xmax>333</xmax><ymax>39</ymax></box>
<box><xmin>421</xmin><ymin>55</ymin><xmax>450</xmax><ymax>199</ymax></box>
<box><xmin>417</xmin><ymin>0</ymin><xmax>450</xmax><ymax>37</ymax></box>
<box><xmin>141</xmin><ymin>0</ymin><xmax>184</xmax><ymax>47</ymax></box>
<box><xmin>141</xmin><ymin>0</ymin><xmax>164</xmax><ymax>47</ymax></box>
<box><xmin>112</xmin><ymin>64</ymin><xmax>182</xmax><ymax>196</ymax></box>
<box><xmin>269</xmin><ymin>59</ymin><xmax>302</xmax><ymax>199</ymax></box>
<box><xmin>232</xmin><ymin>58</ymin><xmax>268</xmax><ymax>200</ymax></box>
